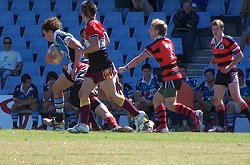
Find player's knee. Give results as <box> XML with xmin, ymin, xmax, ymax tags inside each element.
<box><xmin>114</xmin><ymin>94</ymin><xmax>125</xmax><ymax>107</ymax></box>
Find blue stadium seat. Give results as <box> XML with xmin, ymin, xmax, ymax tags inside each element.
<box><xmin>125</xmin><ymin>50</ymin><xmax>141</xmax><ymax>63</ymax></box>
<box><xmin>38</xmin><ymin>12</ymin><xmax>58</xmax><ymax>25</ymax></box>
<box><xmin>140</xmin><ymin>39</ymin><xmax>152</xmax><ymax>51</ymax></box>
<box><xmin>133</xmin><ymin>25</ymin><xmax>150</xmax><ymax>43</ymax></box>
<box><xmin>118</xmin><ymin>38</ymin><xmax>138</xmax><ymax>55</ymax></box>
<box><xmin>43</xmin><ymin>64</ymin><xmax>63</xmax><ymax>77</ymax></box>
<box><xmin>97</xmin><ymin>0</ymin><xmax>117</xmax><ymax>16</ymax></box>
<box><xmin>1</xmin><ymin>25</ymin><xmax>21</xmax><ymax>38</ymax></box>
<box><xmin>225</xmin><ymin>0</ymin><xmax>242</xmax><ymax>16</ymax></box>
<box><xmin>167</xmin><ymin>13</ymin><xmax>175</xmax><ymax>38</ymax></box>
<box><xmin>60</xmin><ymin>12</ymin><xmax>80</xmax><ymax>27</ymax></box>
<box><xmin>0</xmin><ymin>11</ymin><xmax>14</xmax><ymax>26</ymax></box>
<box><xmin>108</xmin><ymin>50</ymin><xmax>124</xmax><ymax>67</ymax></box>
<box><xmin>32</xmin><ymin>0</ymin><xmax>51</xmax><ymax>15</ymax></box>
<box><xmin>103</xmin><ymin>12</ymin><xmax>123</xmax><ymax>29</ymax></box>
<box><xmin>197</xmin><ymin>12</ymin><xmax>211</xmax><ymax>29</ymax></box>
<box><xmin>132</xmin><ymin>62</ymin><xmax>145</xmax><ymax>78</ymax></box>
<box><xmin>162</xmin><ymin>0</ymin><xmax>181</xmax><ymax>16</ymax></box>
<box><xmin>171</xmin><ymin>38</ymin><xmax>183</xmax><ymax>55</ymax></box>
<box><xmin>106</xmin><ymin>38</ymin><xmax>116</xmax><ymax>51</ymax></box>
<box><xmin>146</xmin><ymin>12</ymin><xmax>167</xmax><ymax>25</ymax></box>
<box><xmin>16</xmin><ymin>11</ymin><xmax>36</xmax><ymax>26</ymax></box>
<box><xmin>21</xmin><ymin>62</ymin><xmax>41</xmax><ymax>77</ymax></box>
<box><xmin>11</xmin><ymin>37</ymin><xmax>27</xmax><ymax>51</ymax></box>
<box><xmin>148</xmin><ymin>58</ymin><xmax>160</xmax><ymax>68</ymax></box>
<box><xmin>53</xmin><ymin>0</ymin><xmax>73</xmax><ymax>15</ymax></box>
<box><xmin>206</xmin><ymin>0</ymin><xmax>225</xmax><ymax>16</ymax></box>
<box><xmin>110</xmin><ymin>25</ymin><xmax>130</xmax><ymax>41</ymax></box>
<box><xmin>123</xmin><ymin>76</ymin><xmax>137</xmax><ymax>92</ymax></box>
<box><xmin>68</xmin><ymin>25</ymin><xmax>83</xmax><ymax>41</ymax></box>
<box><xmin>19</xmin><ymin>49</ymin><xmax>34</xmax><ymax>63</ymax></box>
<box><xmin>23</xmin><ymin>25</ymin><xmax>43</xmax><ymax>41</ymax></box>
<box><xmin>125</xmin><ymin>12</ymin><xmax>144</xmax><ymax>28</ymax></box>
<box><xmin>29</xmin><ymin>39</ymin><xmax>48</xmax><ymax>53</ymax></box>
<box><xmin>0</xmin><ymin>0</ymin><xmax>8</xmax><ymax>11</ymax></box>
<box><xmin>4</xmin><ymin>76</ymin><xmax>21</xmax><ymax>94</ymax></box>
<box><xmin>11</xmin><ymin>0</ymin><xmax>30</xmax><ymax>15</ymax></box>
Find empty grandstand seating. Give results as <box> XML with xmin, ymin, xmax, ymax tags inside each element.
<box><xmin>125</xmin><ymin>12</ymin><xmax>145</xmax><ymax>28</ymax></box>
<box><xmin>0</xmin><ymin>11</ymin><xmax>14</xmax><ymax>26</ymax></box>
<box><xmin>206</xmin><ymin>0</ymin><xmax>225</xmax><ymax>16</ymax></box>
<box><xmin>197</xmin><ymin>12</ymin><xmax>211</xmax><ymax>29</ymax></box>
<box><xmin>10</xmin><ymin>0</ymin><xmax>30</xmax><ymax>15</ymax></box>
<box><xmin>225</xmin><ymin>0</ymin><xmax>242</xmax><ymax>16</ymax></box>
<box><xmin>103</xmin><ymin>12</ymin><xmax>123</xmax><ymax>28</ymax></box>
<box><xmin>161</xmin><ymin>0</ymin><xmax>181</xmax><ymax>16</ymax></box>
<box><xmin>16</xmin><ymin>11</ymin><xmax>36</xmax><ymax>26</ymax></box>
<box><xmin>146</xmin><ymin>12</ymin><xmax>167</xmax><ymax>25</ymax></box>
<box><xmin>32</xmin><ymin>0</ymin><xmax>51</xmax><ymax>15</ymax></box>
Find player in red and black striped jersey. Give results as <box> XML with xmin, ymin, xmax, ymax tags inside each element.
<box><xmin>119</xmin><ymin>18</ymin><xmax>203</xmax><ymax>133</ymax></box>
<box><xmin>75</xmin><ymin>1</ymin><xmax>146</xmax><ymax>133</ymax></box>
<box><xmin>208</xmin><ymin>19</ymin><xmax>250</xmax><ymax>132</ymax></box>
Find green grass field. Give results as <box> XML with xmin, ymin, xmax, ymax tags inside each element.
<box><xmin>0</xmin><ymin>130</ymin><xmax>249</xmax><ymax>165</ymax></box>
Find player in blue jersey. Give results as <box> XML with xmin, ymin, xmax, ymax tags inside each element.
<box><xmin>42</xmin><ymin>17</ymin><xmax>84</xmax><ymax>128</ymax></box>
<box><xmin>134</xmin><ymin>63</ymin><xmax>160</xmax><ymax>124</ymax></box>
<box><xmin>11</xmin><ymin>74</ymin><xmax>39</xmax><ymax>129</ymax></box>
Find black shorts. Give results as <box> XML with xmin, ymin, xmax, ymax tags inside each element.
<box><xmin>215</xmin><ymin>70</ymin><xmax>238</xmax><ymax>87</ymax></box>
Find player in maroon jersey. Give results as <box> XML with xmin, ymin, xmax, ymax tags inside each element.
<box><xmin>119</xmin><ymin>18</ymin><xmax>203</xmax><ymax>133</ymax></box>
<box><xmin>208</xmin><ymin>19</ymin><xmax>250</xmax><ymax>132</ymax></box>
<box><xmin>74</xmin><ymin>0</ymin><xmax>146</xmax><ymax>133</ymax></box>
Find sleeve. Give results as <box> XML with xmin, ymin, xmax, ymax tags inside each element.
<box><xmin>13</xmin><ymin>85</ymin><xmax>19</xmax><ymax>99</ymax></box>
<box><xmin>16</xmin><ymin>51</ymin><xmax>22</xmax><ymax>62</ymax></box>
<box><xmin>225</xmin><ymin>36</ymin><xmax>241</xmax><ymax>54</ymax></box>
<box><xmin>85</xmin><ymin>22</ymin><xmax>103</xmax><ymax>40</ymax></box>
<box><xmin>135</xmin><ymin>80</ymin><xmax>142</xmax><ymax>92</ymax></box>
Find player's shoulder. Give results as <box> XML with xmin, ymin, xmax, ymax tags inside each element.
<box><xmin>223</xmin><ymin>35</ymin><xmax>235</xmax><ymax>43</ymax></box>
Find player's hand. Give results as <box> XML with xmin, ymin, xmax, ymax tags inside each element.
<box><xmin>119</xmin><ymin>66</ymin><xmax>126</xmax><ymax>73</ymax></box>
<box><xmin>221</xmin><ymin>66</ymin><xmax>230</xmax><ymax>74</ymax></box>
<box><xmin>70</xmin><ymin>69</ymin><xmax>75</xmax><ymax>81</ymax></box>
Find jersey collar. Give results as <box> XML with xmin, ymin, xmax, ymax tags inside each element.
<box><xmin>211</xmin><ymin>33</ymin><xmax>224</xmax><ymax>48</ymax></box>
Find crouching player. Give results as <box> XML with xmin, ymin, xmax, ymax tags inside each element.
<box><xmin>67</xmin><ymin>61</ymin><xmax>134</xmax><ymax>133</ymax></box>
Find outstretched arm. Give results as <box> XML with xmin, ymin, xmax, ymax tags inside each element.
<box><xmin>119</xmin><ymin>52</ymin><xmax>148</xmax><ymax>73</ymax></box>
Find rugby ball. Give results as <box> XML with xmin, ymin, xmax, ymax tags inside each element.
<box><xmin>46</xmin><ymin>44</ymin><xmax>63</xmax><ymax>64</ymax></box>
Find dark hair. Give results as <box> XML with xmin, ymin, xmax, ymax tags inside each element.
<box><xmin>204</xmin><ymin>68</ymin><xmax>215</xmax><ymax>76</ymax></box>
<box><xmin>141</xmin><ymin>63</ymin><xmax>152</xmax><ymax>71</ymax></box>
<box><xmin>3</xmin><ymin>37</ymin><xmax>12</xmax><ymax>43</ymax></box>
<box><xmin>21</xmin><ymin>74</ymin><xmax>31</xmax><ymax>83</ymax></box>
<box><xmin>45</xmin><ymin>71</ymin><xmax>58</xmax><ymax>83</ymax></box>
<box><xmin>238</xmin><ymin>68</ymin><xmax>244</xmax><ymax>79</ymax></box>
<box><xmin>81</xmin><ymin>0</ymin><xmax>97</xmax><ymax>19</ymax></box>
<box><xmin>42</xmin><ymin>17</ymin><xmax>62</xmax><ymax>32</ymax></box>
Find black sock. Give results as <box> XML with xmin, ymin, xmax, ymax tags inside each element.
<box><xmin>217</xmin><ymin>111</ymin><xmax>225</xmax><ymax>127</ymax></box>
<box><xmin>240</xmin><ymin>109</ymin><xmax>250</xmax><ymax>123</ymax></box>
<box><xmin>56</xmin><ymin>113</ymin><xmax>64</xmax><ymax>123</ymax></box>
<box><xmin>13</xmin><ymin>122</ymin><xmax>18</xmax><ymax>128</ymax></box>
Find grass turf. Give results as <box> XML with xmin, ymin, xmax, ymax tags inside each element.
<box><xmin>0</xmin><ymin>130</ymin><xmax>249</xmax><ymax>165</ymax></box>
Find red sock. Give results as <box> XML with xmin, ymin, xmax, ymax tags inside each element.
<box><xmin>239</xmin><ymin>102</ymin><xmax>248</xmax><ymax>111</ymax></box>
<box><xmin>122</xmin><ymin>98</ymin><xmax>139</xmax><ymax>117</ymax></box>
<box><xmin>106</xmin><ymin>116</ymin><xmax>119</xmax><ymax>128</ymax></box>
<box><xmin>175</xmin><ymin>103</ymin><xmax>195</xmax><ymax>121</ymax></box>
<box><xmin>156</xmin><ymin>104</ymin><xmax>167</xmax><ymax>128</ymax></box>
<box><xmin>79</xmin><ymin>105</ymin><xmax>90</xmax><ymax>125</ymax></box>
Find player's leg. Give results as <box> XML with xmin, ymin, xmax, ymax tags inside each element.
<box><xmin>208</xmin><ymin>84</ymin><xmax>227</xmax><ymax>132</ymax></box>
